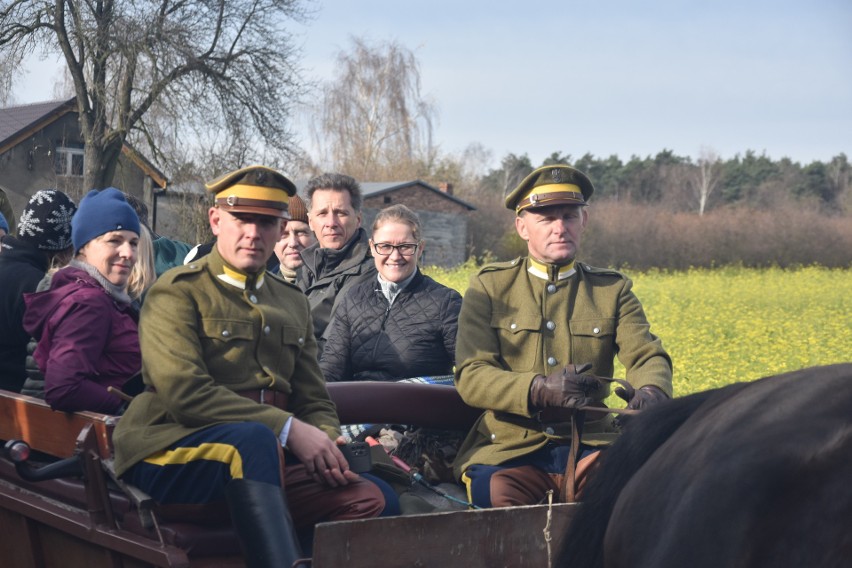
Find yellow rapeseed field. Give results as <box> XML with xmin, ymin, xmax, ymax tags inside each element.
<box><xmin>426</xmin><ymin>264</ymin><xmax>852</xmax><ymax>397</ymax></box>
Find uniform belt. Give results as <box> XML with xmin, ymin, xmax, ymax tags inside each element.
<box><xmin>145</xmin><ymin>385</ymin><xmax>290</xmax><ymax>410</ymax></box>
<box><xmin>239</xmin><ymin>388</ymin><xmax>289</xmax><ymax>410</ymax></box>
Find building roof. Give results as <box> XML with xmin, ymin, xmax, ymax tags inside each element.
<box><xmin>365</xmin><ymin>180</ymin><xmax>476</xmax><ymax>210</ymax></box>
<box><xmin>0</xmin><ymin>97</ymin><xmax>167</xmax><ymax>188</ymax></box>
<box><xmin>0</xmin><ymin>98</ymin><xmax>77</xmax><ymax>152</ymax></box>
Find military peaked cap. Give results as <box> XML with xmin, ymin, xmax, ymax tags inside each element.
<box><xmin>505</xmin><ymin>165</ymin><xmax>594</xmax><ymax>214</ymax></box>
<box><xmin>206</xmin><ymin>165</ymin><xmax>296</xmax><ymax>219</ymax></box>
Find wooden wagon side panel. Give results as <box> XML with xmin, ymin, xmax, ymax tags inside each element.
<box><xmin>312</xmin><ymin>502</ymin><xmax>579</xmax><ymax>568</ymax></box>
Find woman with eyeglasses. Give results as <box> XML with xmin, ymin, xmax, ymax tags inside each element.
<box><xmin>319</xmin><ymin>204</ymin><xmax>462</xmax><ymax>383</ymax></box>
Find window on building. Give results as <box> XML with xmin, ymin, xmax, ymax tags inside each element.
<box><xmin>55</xmin><ymin>144</ymin><xmax>85</xmax><ymax>177</ymax></box>
<box><xmin>383</xmin><ymin>196</ymin><xmax>392</xmax><ymax>204</ymax></box>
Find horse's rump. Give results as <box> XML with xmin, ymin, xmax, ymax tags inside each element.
<box><xmin>559</xmin><ymin>363</ymin><xmax>852</xmax><ymax>568</ymax></box>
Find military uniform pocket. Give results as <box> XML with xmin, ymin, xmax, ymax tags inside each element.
<box><xmin>490</xmin><ymin>312</ymin><xmax>542</xmax><ymax>373</ymax></box>
<box><xmin>275</xmin><ymin>325</ymin><xmax>307</xmax><ymax>376</ymax></box>
<box><xmin>569</xmin><ymin>318</ymin><xmax>615</xmax><ymax>368</ymax></box>
<box><xmin>198</xmin><ymin>318</ymin><xmax>255</xmax><ymax>383</ymax></box>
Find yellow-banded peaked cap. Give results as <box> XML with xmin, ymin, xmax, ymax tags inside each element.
<box><xmin>206</xmin><ymin>165</ymin><xmax>296</xmax><ymax>219</ymax></box>
<box><xmin>505</xmin><ymin>165</ymin><xmax>594</xmax><ymax>214</ymax></box>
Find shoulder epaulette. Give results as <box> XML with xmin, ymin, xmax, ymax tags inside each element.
<box><xmin>159</xmin><ymin>260</ymin><xmax>204</xmax><ymax>284</ymax></box>
<box><xmin>578</xmin><ymin>262</ymin><xmax>625</xmax><ymax>278</ymax></box>
<box><xmin>478</xmin><ymin>257</ymin><xmax>524</xmax><ymax>274</ymax></box>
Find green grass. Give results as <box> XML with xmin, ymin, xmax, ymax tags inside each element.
<box><xmin>425</xmin><ymin>264</ymin><xmax>852</xmax><ymax>397</ymax></box>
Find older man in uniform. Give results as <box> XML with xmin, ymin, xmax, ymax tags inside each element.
<box><xmin>454</xmin><ymin>165</ymin><xmax>673</xmax><ymax>508</ymax></box>
<box><xmin>112</xmin><ymin>166</ymin><xmax>384</xmax><ymax>567</ymax></box>
<box><xmin>298</xmin><ymin>173</ymin><xmax>376</xmax><ymax>349</ymax></box>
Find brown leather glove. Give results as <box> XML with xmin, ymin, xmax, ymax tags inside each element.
<box><xmin>615</xmin><ymin>384</ymin><xmax>669</xmax><ymax>411</ymax></box>
<box><xmin>529</xmin><ymin>363</ymin><xmax>601</xmax><ymax>410</ymax></box>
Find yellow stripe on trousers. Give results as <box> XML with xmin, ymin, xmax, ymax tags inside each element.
<box><xmin>143</xmin><ymin>443</ymin><xmax>245</xmax><ymax>479</ymax></box>
<box><xmin>461</xmin><ymin>471</ymin><xmax>474</xmax><ymax>508</ymax></box>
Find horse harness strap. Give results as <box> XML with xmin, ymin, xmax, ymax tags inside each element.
<box><xmin>560</xmin><ymin>376</ymin><xmax>640</xmax><ymax>502</ymax></box>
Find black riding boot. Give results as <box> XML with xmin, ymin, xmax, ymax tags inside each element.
<box><xmin>225</xmin><ymin>478</ymin><xmax>302</xmax><ymax>568</ymax></box>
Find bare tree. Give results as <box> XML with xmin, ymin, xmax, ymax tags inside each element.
<box><xmin>0</xmin><ymin>48</ymin><xmax>21</xmax><ymax>105</ymax></box>
<box><xmin>695</xmin><ymin>146</ymin><xmax>721</xmax><ymax>215</ymax></box>
<box><xmin>0</xmin><ymin>0</ymin><xmax>307</xmax><ymax>189</ymax></box>
<box><xmin>309</xmin><ymin>37</ymin><xmax>436</xmax><ymax>180</ymax></box>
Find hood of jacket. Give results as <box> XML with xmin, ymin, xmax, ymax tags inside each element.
<box><xmin>23</xmin><ymin>266</ymin><xmax>119</xmax><ymax>340</ymax></box>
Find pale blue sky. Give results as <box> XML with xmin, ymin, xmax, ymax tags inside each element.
<box><xmin>14</xmin><ymin>0</ymin><xmax>852</xmax><ymax>169</ymax></box>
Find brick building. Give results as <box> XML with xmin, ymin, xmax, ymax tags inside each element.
<box><xmin>358</xmin><ymin>181</ymin><xmax>475</xmax><ymax>267</ymax></box>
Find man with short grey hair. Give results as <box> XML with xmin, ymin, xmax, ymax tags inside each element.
<box><xmin>299</xmin><ymin>173</ymin><xmax>377</xmax><ymax>348</ymax></box>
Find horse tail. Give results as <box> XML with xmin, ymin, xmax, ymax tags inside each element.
<box><xmin>557</xmin><ymin>385</ymin><xmax>742</xmax><ymax>568</ymax></box>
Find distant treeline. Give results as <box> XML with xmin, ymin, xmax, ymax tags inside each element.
<box><xmin>452</xmin><ymin>150</ymin><xmax>851</xmax><ymax>268</ymax></box>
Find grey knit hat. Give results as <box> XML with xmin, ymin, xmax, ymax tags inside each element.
<box><xmin>17</xmin><ymin>189</ymin><xmax>77</xmax><ymax>251</ymax></box>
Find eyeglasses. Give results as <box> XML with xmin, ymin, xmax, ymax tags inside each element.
<box><xmin>372</xmin><ymin>242</ymin><xmax>420</xmax><ymax>256</ymax></box>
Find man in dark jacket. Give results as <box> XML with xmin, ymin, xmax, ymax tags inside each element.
<box><xmin>298</xmin><ymin>173</ymin><xmax>377</xmax><ymax>349</ymax></box>
<box><xmin>0</xmin><ymin>190</ymin><xmax>76</xmax><ymax>391</ymax></box>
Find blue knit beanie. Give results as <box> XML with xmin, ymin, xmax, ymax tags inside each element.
<box><xmin>72</xmin><ymin>188</ymin><xmax>141</xmax><ymax>252</ymax></box>
<box><xmin>0</xmin><ymin>211</ymin><xmax>8</xmax><ymax>233</ymax></box>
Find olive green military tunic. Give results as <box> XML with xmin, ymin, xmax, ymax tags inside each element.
<box><xmin>453</xmin><ymin>258</ymin><xmax>672</xmax><ymax>478</ymax></box>
<box><xmin>113</xmin><ymin>247</ymin><xmax>339</xmax><ymax>477</ymax></box>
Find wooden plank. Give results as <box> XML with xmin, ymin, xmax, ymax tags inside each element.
<box><xmin>0</xmin><ymin>390</ymin><xmax>116</xmax><ymax>459</ymax></box>
<box><xmin>312</xmin><ymin>502</ymin><xmax>578</xmax><ymax>568</ymax></box>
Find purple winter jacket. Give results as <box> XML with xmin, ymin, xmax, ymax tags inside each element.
<box><xmin>22</xmin><ymin>267</ymin><xmax>141</xmax><ymax>414</ymax></box>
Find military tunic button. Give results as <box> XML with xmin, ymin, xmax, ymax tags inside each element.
<box><xmin>249</xmin><ymin>295</ymin><xmax>258</xmax><ymax>304</ymax></box>
<box><xmin>545</xmin><ymin>427</ymin><xmax>555</xmax><ymax>436</ymax></box>
<box><xmin>298</xmin><ymin>337</ymin><xmax>305</xmax><ymax>345</ymax></box>
<box><xmin>221</xmin><ymin>330</ymin><xmax>230</xmax><ymax>337</ymax></box>
<box><xmin>510</xmin><ymin>323</ymin><xmax>518</xmax><ymax>330</ymax></box>
<box><xmin>547</xmin><ymin>356</ymin><xmax>557</xmax><ymax>366</ymax></box>
<box><xmin>490</xmin><ymin>433</ymin><xmax>497</xmax><ymax>441</ymax></box>
<box><xmin>546</xmin><ymin>321</ymin><xmax>556</xmax><ymax>331</ymax></box>
<box><xmin>190</xmin><ymin>264</ymin><xmax>197</xmax><ymax>269</ymax></box>
<box><xmin>547</xmin><ymin>284</ymin><xmax>557</xmax><ymax>294</ymax></box>
<box><xmin>593</xmin><ymin>327</ymin><xmax>601</xmax><ymax>334</ymax></box>
<box><xmin>263</xmin><ymin>326</ymin><xmax>271</xmax><ymax>335</ymax></box>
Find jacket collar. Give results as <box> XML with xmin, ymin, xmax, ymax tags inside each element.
<box><xmin>0</xmin><ymin>236</ymin><xmax>49</xmax><ymax>271</ymax></box>
<box><xmin>527</xmin><ymin>257</ymin><xmax>576</xmax><ymax>282</ymax></box>
<box><xmin>207</xmin><ymin>246</ymin><xmax>266</xmax><ymax>291</ymax></box>
<box><xmin>302</xmin><ymin>227</ymin><xmax>371</xmax><ymax>277</ymax></box>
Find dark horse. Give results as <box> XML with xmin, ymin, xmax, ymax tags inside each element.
<box><xmin>558</xmin><ymin>363</ymin><xmax>852</xmax><ymax>568</ymax></box>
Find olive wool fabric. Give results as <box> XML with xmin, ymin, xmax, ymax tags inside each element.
<box><xmin>71</xmin><ymin>188</ymin><xmax>140</xmax><ymax>252</ymax></box>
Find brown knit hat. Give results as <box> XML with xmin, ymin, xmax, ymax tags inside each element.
<box><xmin>288</xmin><ymin>194</ymin><xmax>308</xmax><ymax>223</ymax></box>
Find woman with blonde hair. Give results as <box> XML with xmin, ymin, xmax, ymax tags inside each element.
<box><xmin>23</xmin><ymin>188</ymin><xmax>141</xmax><ymax>413</ymax></box>
<box><xmin>127</xmin><ymin>224</ymin><xmax>157</xmax><ymax>303</ymax></box>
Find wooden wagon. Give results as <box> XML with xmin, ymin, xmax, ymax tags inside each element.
<box><xmin>0</xmin><ymin>382</ymin><xmax>578</xmax><ymax>567</ymax></box>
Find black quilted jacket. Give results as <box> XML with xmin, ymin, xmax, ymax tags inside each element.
<box><xmin>319</xmin><ymin>269</ymin><xmax>462</xmax><ymax>382</ymax></box>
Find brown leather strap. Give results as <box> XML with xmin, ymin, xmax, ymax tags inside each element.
<box><xmin>238</xmin><ymin>388</ymin><xmax>289</xmax><ymax>410</ymax></box>
<box><xmin>563</xmin><ymin>414</ymin><xmax>579</xmax><ymax>502</ymax></box>
<box><xmin>515</xmin><ymin>191</ymin><xmax>585</xmax><ymax>211</ymax></box>
<box><xmin>216</xmin><ymin>196</ymin><xmax>288</xmax><ymax>211</ymax></box>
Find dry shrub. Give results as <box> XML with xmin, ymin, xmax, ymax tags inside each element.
<box><xmin>581</xmin><ymin>201</ymin><xmax>852</xmax><ymax>269</ymax></box>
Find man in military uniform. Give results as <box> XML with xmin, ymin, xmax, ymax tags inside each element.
<box><xmin>298</xmin><ymin>173</ymin><xmax>376</xmax><ymax>349</ymax></box>
<box><xmin>112</xmin><ymin>166</ymin><xmax>384</xmax><ymax>567</ymax></box>
<box><xmin>454</xmin><ymin>165</ymin><xmax>673</xmax><ymax>508</ymax></box>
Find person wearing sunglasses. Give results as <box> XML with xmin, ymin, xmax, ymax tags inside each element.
<box><xmin>319</xmin><ymin>204</ymin><xmax>461</xmax><ymax>384</ymax></box>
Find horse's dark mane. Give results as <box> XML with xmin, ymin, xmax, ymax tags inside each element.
<box><xmin>557</xmin><ymin>382</ymin><xmax>749</xmax><ymax>568</ymax></box>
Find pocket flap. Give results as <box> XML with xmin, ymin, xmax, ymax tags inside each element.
<box><xmin>199</xmin><ymin>318</ymin><xmax>254</xmax><ymax>341</ymax></box>
<box><xmin>570</xmin><ymin>318</ymin><xmax>615</xmax><ymax>337</ymax></box>
<box><xmin>491</xmin><ymin>312</ymin><xmax>542</xmax><ymax>334</ymax></box>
